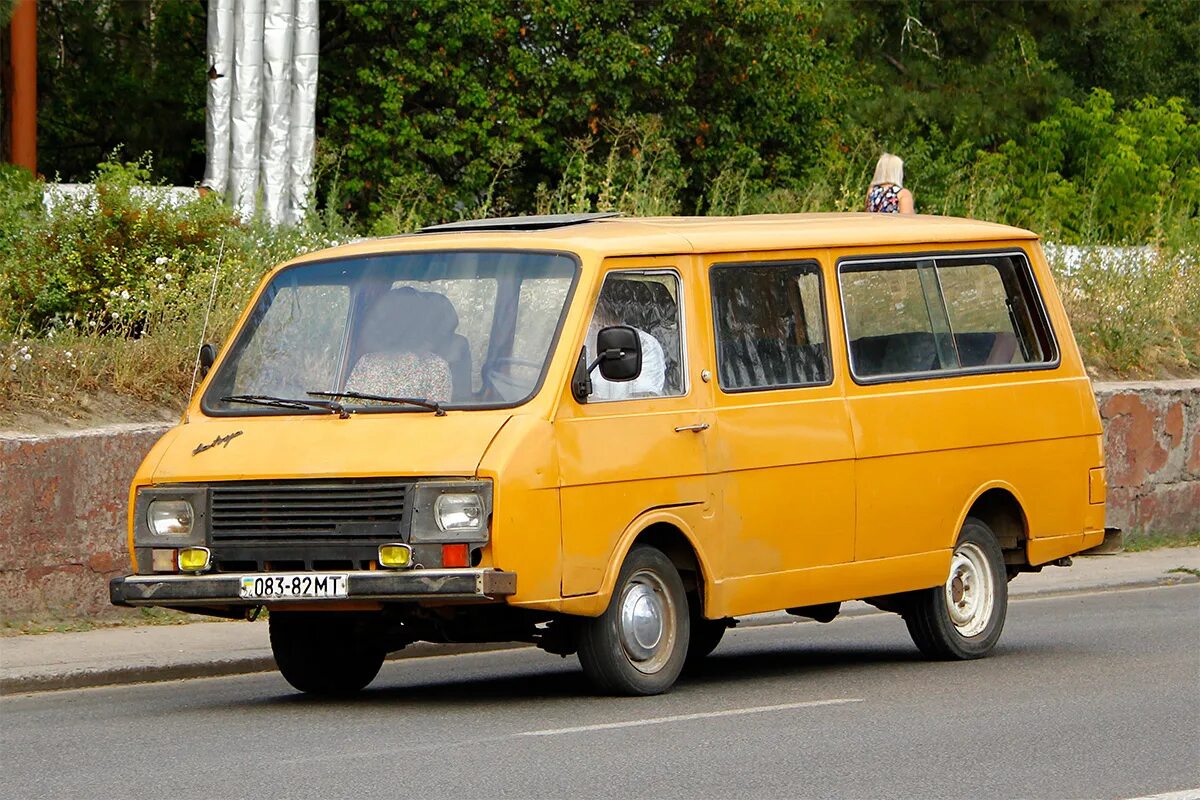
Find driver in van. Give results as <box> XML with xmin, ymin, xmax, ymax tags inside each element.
<box><xmin>587</xmin><ymin>286</ymin><xmax>666</xmax><ymax>401</ymax></box>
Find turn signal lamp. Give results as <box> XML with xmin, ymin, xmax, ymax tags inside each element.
<box><xmin>378</xmin><ymin>543</ymin><xmax>413</xmax><ymax>569</ymax></box>
<box><xmin>178</xmin><ymin>547</ymin><xmax>211</xmax><ymax>573</ymax></box>
<box><xmin>442</xmin><ymin>543</ymin><xmax>470</xmax><ymax>568</ymax></box>
<box><xmin>151</xmin><ymin>548</ymin><xmax>178</xmax><ymax>573</ymax></box>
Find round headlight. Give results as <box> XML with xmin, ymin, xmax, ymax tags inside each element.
<box><xmin>147</xmin><ymin>499</ymin><xmax>194</xmax><ymax>536</ymax></box>
<box><xmin>435</xmin><ymin>493</ymin><xmax>484</xmax><ymax>532</ymax></box>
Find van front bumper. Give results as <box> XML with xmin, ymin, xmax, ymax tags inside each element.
<box><xmin>109</xmin><ymin>569</ymin><xmax>517</xmax><ymax>607</ymax></box>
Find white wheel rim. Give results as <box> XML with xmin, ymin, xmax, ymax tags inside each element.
<box><xmin>618</xmin><ymin>569</ymin><xmax>677</xmax><ymax>674</ymax></box>
<box><xmin>945</xmin><ymin>541</ymin><xmax>994</xmax><ymax>638</ymax></box>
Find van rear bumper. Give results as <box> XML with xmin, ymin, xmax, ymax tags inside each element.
<box><xmin>110</xmin><ymin>569</ymin><xmax>517</xmax><ymax>607</ymax></box>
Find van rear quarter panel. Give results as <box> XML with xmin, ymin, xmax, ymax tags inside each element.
<box><xmin>837</xmin><ymin>240</ymin><xmax>1104</xmax><ymax>565</ymax></box>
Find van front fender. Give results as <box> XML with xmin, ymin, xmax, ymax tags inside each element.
<box><xmin>556</xmin><ymin>507</ymin><xmax>716</xmax><ymax>618</ymax></box>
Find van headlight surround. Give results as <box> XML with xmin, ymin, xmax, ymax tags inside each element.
<box><xmin>411</xmin><ymin>480</ymin><xmax>492</xmax><ymax>543</ymax></box>
<box><xmin>134</xmin><ymin>486</ymin><xmax>209</xmax><ymax>548</ymax></box>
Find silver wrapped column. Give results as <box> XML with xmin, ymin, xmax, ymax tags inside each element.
<box><xmin>203</xmin><ymin>0</ymin><xmax>318</xmax><ymax>225</ymax></box>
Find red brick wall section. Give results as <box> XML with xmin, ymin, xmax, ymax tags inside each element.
<box><xmin>1</xmin><ymin>381</ymin><xmax>1197</xmax><ymax>621</ymax></box>
<box><xmin>0</xmin><ymin>424</ymin><xmax>171</xmax><ymax>620</ymax></box>
<box><xmin>1095</xmin><ymin>380</ymin><xmax>1200</xmax><ymax>537</ymax></box>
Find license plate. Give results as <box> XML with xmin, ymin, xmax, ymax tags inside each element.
<box><xmin>239</xmin><ymin>573</ymin><xmax>349</xmax><ymax>600</ymax></box>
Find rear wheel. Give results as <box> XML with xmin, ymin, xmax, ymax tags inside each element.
<box><xmin>905</xmin><ymin>518</ymin><xmax>1008</xmax><ymax>660</ymax></box>
<box><xmin>269</xmin><ymin>612</ymin><xmax>386</xmax><ymax>696</ymax></box>
<box><xmin>577</xmin><ymin>545</ymin><xmax>690</xmax><ymax>695</ymax></box>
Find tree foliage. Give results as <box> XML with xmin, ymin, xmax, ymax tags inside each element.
<box><xmin>15</xmin><ymin>0</ymin><xmax>1200</xmax><ymax>242</ymax></box>
<box><xmin>33</xmin><ymin>0</ymin><xmax>208</xmax><ymax>183</ymax></box>
<box><xmin>318</xmin><ymin>0</ymin><xmax>855</xmax><ymax>219</ymax></box>
<box><xmin>825</xmin><ymin>0</ymin><xmax>1199</xmax><ymax>146</ymax></box>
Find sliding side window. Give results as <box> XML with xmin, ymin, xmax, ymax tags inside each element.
<box><xmin>711</xmin><ymin>262</ymin><xmax>830</xmax><ymax>391</ymax></box>
<box><xmin>840</xmin><ymin>252</ymin><xmax>1055</xmax><ymax>381</ymax></box>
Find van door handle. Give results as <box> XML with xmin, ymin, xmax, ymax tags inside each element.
<box><xmin>674</xmin><ymin>423</ymin><xmax>710</xmax><ymax>433</ymax></box>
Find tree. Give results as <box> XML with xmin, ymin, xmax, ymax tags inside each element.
<box><xmin>317</xmin><ymin>0</ymin><xmax>859</xmax><ymax>219</ymax></box>
<box><xmin>35</xmin><ymin>0</ymin><xmax>208</xmax><ymax>184</ymax></box>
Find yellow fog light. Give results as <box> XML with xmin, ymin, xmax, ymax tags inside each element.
<box><xmin>178</xmin><ymin>547</ymin><xmax>211</xmax><ymax>573</ymax></box>
<box><xmin>378</xmin><ymin>543</ymin><xmax>412</xmax><ymax>569</ymax></box>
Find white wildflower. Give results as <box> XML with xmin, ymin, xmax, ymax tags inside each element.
<box><xmin>155</xmin><ymin>256</ymin><xmax>170</xmax><ymax>265</ymax></box>
<box><xmin>120</xmin><ymin>289</ymin><xmax>131</xmax><ymax>300</ymax></box>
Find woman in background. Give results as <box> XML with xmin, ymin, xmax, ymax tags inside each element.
<box><xmin>865</xmin><ymin>153</ymin><xmax>915</xmax><ymax>214</ymax></box>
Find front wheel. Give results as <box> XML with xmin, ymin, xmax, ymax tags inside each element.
<box><xmin>904</xmin><ymin>518</ymin><xmax>1008</xmax><ymax>660</ymax></box>
<box><xmin>685</xmin><ymin>601</ymin><xmax>730</xmax><ymax>667</ymax></box>
<box><xmin>269</xmin><ymin>612</ymin><xmax>386</xmax><ymax>696</ymax></box>
<box><xmin>577</xmin><ymin>545</ymin><xmax>690</xmax><ymax>695</ymax></box>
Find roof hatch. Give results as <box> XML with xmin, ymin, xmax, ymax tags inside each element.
<box><xmin>419</xmin><ymin>212</ymin><xmax>621</xmax><ymax>234</ymax></box>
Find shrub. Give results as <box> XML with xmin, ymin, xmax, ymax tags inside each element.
<box><xmin>0</xmin><ymin>155</ymin><xmax>354</xmax><ymax>416</ymax></box>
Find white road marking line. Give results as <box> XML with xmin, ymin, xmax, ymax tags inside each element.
<box><xmin>1119</xmin><ymin>790</ymin><xmax>1200</xmax><ymax>800</ymax></box>
<box><xmin>518</xmin><ymin>697</ymin><xmax>863</xmax><ymax>737</ymax></box>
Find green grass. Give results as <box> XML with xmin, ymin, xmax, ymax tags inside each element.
<box><xmin>0</xmin><ymin>606</ymin><xmax>220</xmax><ymax>636</ymax></box>
<box><xmin>1121</xmin><ymin>531</ymin><xmax>1200</xmax><ymax>553</ymax></box>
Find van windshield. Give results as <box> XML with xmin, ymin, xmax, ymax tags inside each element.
<box><xmin>203</xmin><ymin>250</ymin><xmax>578</xmax><ymax>414</ymax></box>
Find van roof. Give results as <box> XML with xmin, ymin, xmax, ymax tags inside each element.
<box><xmin>291</xmin><ymin>213</ymin><xmax>1038</xmax><ymax>265</ymax></box>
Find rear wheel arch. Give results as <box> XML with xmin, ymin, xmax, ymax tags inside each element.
<box><xmin>959</xmin><ymin>485</ymin><xmax>1029</xmax><ymax>568</ymax></box>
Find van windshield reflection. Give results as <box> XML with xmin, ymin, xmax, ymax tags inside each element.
<box><xmin>203</xmin><ymin>250</ymin><xmax>577</xmax><ymax>414</ymax></box>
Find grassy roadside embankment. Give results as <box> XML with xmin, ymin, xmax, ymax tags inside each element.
<box><xmin>1</xmin><ymin>156</ymin><xmax>1196</xmax><ymax>430</ymax></box>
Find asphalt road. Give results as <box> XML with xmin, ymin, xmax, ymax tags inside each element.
<box><xmin>3</xmin><ymin>584</ymin><xmax>1198</xmax><ymax>800</ymax></box>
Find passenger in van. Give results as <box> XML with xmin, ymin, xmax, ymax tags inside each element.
<box><xmin>420</xmin><ymin>290</ymin><xmax>472</xmax><ymax>400</ymax></box>
<box><xmin>345</xmin><ymin>288</ymin><xmax>453</xmax><ymax>402</ymax></box>
<box><xmin>587</xmin><ymin>288</ymin><xmax>666</xmax><ymax>401</ymax></box>
<box><xmin>866</xmin><ymin>153</ymin><xmax>915</xmax><ymax>214</ymax></box>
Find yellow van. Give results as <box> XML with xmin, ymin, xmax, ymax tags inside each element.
<box><xmin>111</xmin><ymin>213</ymin><xmax>1109</xmax><ymax>696</ymax></box>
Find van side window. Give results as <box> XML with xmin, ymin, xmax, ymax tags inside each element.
<box><xmin>711</xmin><ymin>262</ymin><xmax>830</xmax><ymax>391</ymax></box>
<box><xmin>840</xmin><ymin>252</ymin><xmax>1055</xmax><ymax>381</ymax></box>
<box><xmin>936</xmin><ymin>256</ymin><xmax>1051</xmax><ymax>366</ymax></box>
<box><xmin>587</xmin><ymin>271</ymin><xmax>685</xmax><ymax>401</ymax></box>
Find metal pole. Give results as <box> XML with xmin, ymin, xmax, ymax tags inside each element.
<box><xmin>9</xmin><ymin>0</ymin><xmax>36</xmax><ymax>172</ymax></box>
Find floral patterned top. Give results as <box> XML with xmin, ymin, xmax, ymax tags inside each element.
<box><xmin>345</xmin><ymin>351</ymin><xmax>452</xmax><ymax>403</ymax></box>
<box><xmin>866</xmin><ymin>183</ymin><xmax>902</xmax><ymax>213</ymax></box>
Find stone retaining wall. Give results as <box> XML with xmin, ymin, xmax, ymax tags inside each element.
<box><xmin>1094</xmin><ymin>380</ymin><xmax>1199</xmax><ymax>536</ymax></box>
<box><xmin>1</xmin><ymin>424</ymin><xmax>171</xmax><ymax>620</ymax></box>
<box><xmin>2</xmin><ymin>380</ymin><xmax>1197</xmax><ymax>621</ymax></box>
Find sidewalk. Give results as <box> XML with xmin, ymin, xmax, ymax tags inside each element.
<box><xmin>2</xmin><ymin>547</ymin><xmax>1196</xmax><ymax>696</ymax></box>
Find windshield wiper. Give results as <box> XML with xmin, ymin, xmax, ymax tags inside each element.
<box><xmin>221</xmin><ymin>394</ymin><xmax>351</xmax><ymax>419</ymax></box>
<box><xmin>308</xmin><ymin>390</ymin><xmax>446</xmax><ymax>417</ymax></box>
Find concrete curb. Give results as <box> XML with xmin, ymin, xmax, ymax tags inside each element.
<box><xmin>0</xmin><ymin>641</ymin><xmax>527</xmax><ymax>696</ymax></box>
<box><xmin>4</xmin><ymin>568</ymin><xmax>1195</xmax><ymax>696</ymax></box>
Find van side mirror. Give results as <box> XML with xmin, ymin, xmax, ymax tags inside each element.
<box><xmin>198</xmin><ymin>343</ymin><xmax>217</xmax><ymax>378</ymax></box>
<box><xmin>595</xmin><ymin>325</ymin><xmax>642</xmax><ymax>382</ymax></box>
<box><xmin>571</xmin><ymin>348</ymin><xmax>592</xmax><ymax>403</ymax></box>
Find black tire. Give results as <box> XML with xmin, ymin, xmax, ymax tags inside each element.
<box><xmin>577</xmin><ymin>545</ymin><xmax>690</xmax><ymax>696</ymax></box>
<box><xmin>685</xmin><ymin>601</ymin><xmax>729</xmax><ymax>667</ymax></box>
<box><xmin>269</xmin><ymin>612</ymin><xmax>386</xmax><ymax>696</ymax></box>
<box><xmin>904</xmin><ymin>517</ymin><xmax>1009</xmax><ymax>660</ymax></box>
